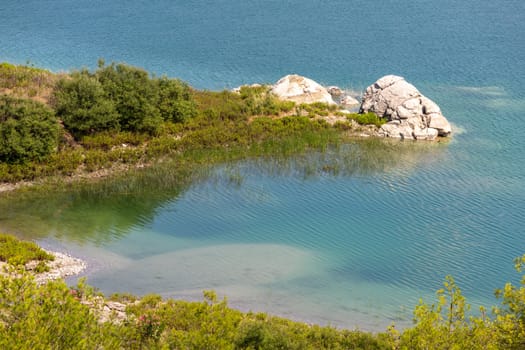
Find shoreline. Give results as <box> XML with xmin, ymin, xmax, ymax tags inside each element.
<box><xmin>34</xmin><ymin>249</ymin><xmax>87</xmax><ymax>284</ymax></box>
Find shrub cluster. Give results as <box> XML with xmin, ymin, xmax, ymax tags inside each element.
<box><xmin>2</xmin><ymin>235</ymin><xmax>525</xmax><ymax>349</ymax></box>
<box><xmin>53</xmin><ymin>62</ymin><xmax>197</xmax><ymax>138</ymax></box>
<box><xmin>0</xmin><ymin>96</ymin><xmax>59</xmax><ymax>163</ymax></box>
<box><xmin>0</xmin><ymin>61</ymin><xmax>388</xmax><ymax>181</ymax></box>
<box><xmin>0</xmin><ymin>233</ymin><xmax>54</xmax><ymax>271</ymax></box>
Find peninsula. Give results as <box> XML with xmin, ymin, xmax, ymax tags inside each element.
<box><xmin>0</xmin><ymin>61</ymin><xmax>451</xmax><ymax>189</ymax></box>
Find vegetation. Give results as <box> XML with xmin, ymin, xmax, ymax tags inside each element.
<box><xmin>346</xmin><ymin>112</ymin><xmax>387</xmax><ymax>127</ymax></box>
<box><xmin>0</xmin><ymin>96</ymin><xmax>59</xmax><ymax>163</ymax></box>
<box><xmin>0</xmin><ymin>233</ymin><xmax>54</xmax><ymax>271</ymax></box>
<box><xmin>1</xmin><ymin>234</ymin><xmax>525</xmax><ymax>349</ymax></box>
<box><xmin>53</xmin><ymin>62</ymin><xmax>197</xmax><ymax>137</ymax></box>
<box><xmin>0</xmin><ymin>61</ymin><xmax>387</xmax><ymax>184</ymax></box>
<box><xmin>0</xmin><ymin>62</ymin><xmax>58</xmax><ymax>102</ymax></box>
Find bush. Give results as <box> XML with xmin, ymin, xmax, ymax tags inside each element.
<box><xmin>53</xmin><ymin>62</ymin><xmax>198</xmax><ymax>137</ymax></box>
<box><xmin>347</xmin><ymin>112</ymin><xmax>387</xmax><ymax>127</ymax></box>
<box><xmin>0</xmin><ymin>96</ymin><xmax>59</xmax><ymax>163</ymax></box>
<box><xmin>0</xmin><ymin>273</ymin><xmax>117</xmax><ymax>349</ymax></box>
<box><xmin>53</xmin><ymin>72</ymin><xmax>120</xmax><ymax>138</ymax></box>
<box><xmin>0</xmin><ymin>233</ymin><xmax>54</xmax><ymax>271</ymax></box>
<box><xmin>156</xmin><ymin>77</ymin><xmax>197</xmax><ymax>123</ymax></box>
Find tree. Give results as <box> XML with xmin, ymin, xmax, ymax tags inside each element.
<box><xmin>493</xmin><ymin>254</ymin><xmax>525</xmax><ymax>349</ymax></box>
<box><xmin>53</xmin><ymin>72</ymin><xmax>119</xmax><ymax>138</ymax></box>
<box><xmin>156</xmin><ymin>77</ymin><xmax>197</xmax><ymax>123</ymax></box>
<box><xmin>95</xmin><ymin>63</ymin><xmax>163</xmax><ymax>133</ymax></box>
<box><xmin>0</xmin><ymin>96</ymin><xmax>59</xmax><ymax>163</ymax></box>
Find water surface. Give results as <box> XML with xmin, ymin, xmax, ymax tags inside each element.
<box><xmin>1</xmin><ymin>0</ymin><xmax>524</xmax><ymax>331</ymax></box>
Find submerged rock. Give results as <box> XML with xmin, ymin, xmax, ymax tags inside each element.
<box><xmin>360</xmin><ymin>75</ymin><xmax>452</xmax><ymax>140</ymax></box>
<box><xmin>271</xmin><ymin>74</ymin><xmax>336</xmax><ymax>105</ymax></box>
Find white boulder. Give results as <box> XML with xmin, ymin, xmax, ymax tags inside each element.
<box><xmin>271</xmin><ymin>74</ymin><xmax>336</xmax><ymax>105</ymax></box>
<box><xmin>360</xmin><ymin>75</ymin><xmax>452</xmax><ymax>140</ymax></box>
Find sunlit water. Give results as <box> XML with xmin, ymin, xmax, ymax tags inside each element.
<box><xmin>1</xmin><ymin>0</ymin><xmax>524</xmax><ymax>331</ymax></box>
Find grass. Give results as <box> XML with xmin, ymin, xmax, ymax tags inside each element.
<box><xmin>0</xmin><ymin>63</ymin><xmax>388</xmax><ymax>186</ymax></box>
<box><xmin>0</xmin><ymin>62</ymin><xmax>59</xmax><ymax>104</ymax></box>
<box><xmin>346</xmin><ymin>111</ymin><xmax>387</xmax><ymax>127</ymax></box>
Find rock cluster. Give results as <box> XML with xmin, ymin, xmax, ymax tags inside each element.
<box><xmin>360</xmin><ymin>75</ymin><xmax>451</xmax><ymax>140</ymax></box>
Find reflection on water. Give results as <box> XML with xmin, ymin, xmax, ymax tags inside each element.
<box><xmin>0</xmin><ymin>137</ymin><xmax>520</xmax><ymax>331</ymax></box>
<box><xmin>0</xmin><ymin>139</ymin><xmax>446</xmax><ymax>245</ymax></box>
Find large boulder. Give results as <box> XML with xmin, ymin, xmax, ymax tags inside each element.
<box><xmin>360</xmin><ymin>75</ymin><xmax>451</xmax><ymax>140</ymax></box>
<box><xmin>271</xmin><ymin>74</ymin><xmax>336</xmax><ymax>105</ymax></box>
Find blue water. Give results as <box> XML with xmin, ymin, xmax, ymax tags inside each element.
<box><xmin>1</xmin><ymin>0</ymin><xmax>525</xmax><ymax>330</ymax></box>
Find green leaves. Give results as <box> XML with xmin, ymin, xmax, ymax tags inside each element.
<box><xmin>53</xmin><ymin>62</ymin><xmax>197</xmax><ymax>138</ymax></box>
<box><xmin>53</xmin><ymin>72</ymin><xmax>119</xmax><ymax>138</ymax></box>
<box><xmin>0</xmin><ymin>233</ymin><xmax>54</xmax><ymax>269</ymax></box>
<box><xmin>0</xmin><ymin>96</ymin><xmax>59</xmax><ymax>163</ymax></box>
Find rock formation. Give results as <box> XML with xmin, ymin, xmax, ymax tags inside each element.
<box><xmin>360</xmin><ymin>75</ymin><xmax>451</xmax><ymax>140</ymax></box>
<box><xmin>271</xmin><ymin>74</ymin><xmax>336</xmax><ymax>105</ymax></box>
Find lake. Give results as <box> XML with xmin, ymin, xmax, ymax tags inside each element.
<box><xmin>1</xmin><ymin>0</ymin><xmax>524</xmax><ymax>331</ymax></box>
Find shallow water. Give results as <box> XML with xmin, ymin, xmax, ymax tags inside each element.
<box><xmin>1</xmin><ymin>0</ymin><xmax>525</xmax><ymax>331</ymax></box>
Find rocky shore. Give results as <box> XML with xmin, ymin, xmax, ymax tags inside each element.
<box><xmin>31</xmin><ymin>249</ymin><xmax>87</xmax><ymax>284</ymax></box>
<box><xmin>239</xmin><ymin>73</ymin><xmax>452</xmax><ymax>141</ymax></box>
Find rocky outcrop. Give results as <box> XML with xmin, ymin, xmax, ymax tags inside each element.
<box><xmin>271</xmin><ymin>74</ymin><xmax>336</xmax><ymax>105</ymax></box>
<box><xmin>360</xmin><ymin>75</ymin><xmax>451</xmax><ymax>140</ymax></box>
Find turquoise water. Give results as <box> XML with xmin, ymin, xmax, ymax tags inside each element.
<box><xmin>1</xmin><ymin>0</ymin><xmax>525</xmax><ymax>330</ymax></box>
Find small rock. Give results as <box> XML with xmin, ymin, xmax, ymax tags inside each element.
<box><xmin>271</xmin><ymin>74</ymin><xmax>336</xmax><ymax>105</ymax></box>
<box><xmin>340</xmin><ymin>95</ymin><xmax>360</xmax><ymax>107</ymax></box>
<box><xmin>327</xmin><ymin>86</ymin><xmax>344</xmax><ymax>97</ymax></box>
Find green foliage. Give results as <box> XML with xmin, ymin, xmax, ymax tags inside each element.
<box><xmin>2</xmin><ymin>250</ymin><xmax>525</xmax><ymax>349</ymax></box>
<box><xmin>80</xmin><ymin>131</ymin><xmax>147</xmax><ymax>150</ymax></box>
<box><xmin>0</xmin><ymin>62</ymin><xmax>56</xmax><ymax>95</ymax></box>
<box><xmin>95</xmin><ymin>63</ymin><xmax>163</xmax><ymax>133</ymax></box>
<box><xmin>296</xmin><ymin>102</ymin><xmax>338</xmax><ymax>118</ymax></box>
<box><xmin>398</xmin><ymin>276</ymin><xmax>481</xmax><ymax>349</ymax></box>
<box><xmin>53</xmin><ymin>72</ymin><xmax>120</xmax><ymax>138</ymax></box>
<box><xmin>52</xmin><ymin>62</ymin><xmax>197</xmax><ymax>137</ymax></box>
<box><xmin>0</xmin><ymin>272</ymin><xmax>119</xmax><ymax>349</ymax></box>
<box><xmin>347</xmin><ymin>112</ymin><xmax>387</xmax><ymax>127</ymax></box>
<box><xmin>194</xmin><ymin>86</ymin><xmax>295</xmax><ymax>123</ymax></box>
<box><xmin>396</xmin><ymin>256</ymin><xmax>525</xmax><ymax>349</ymax></box>
<box><xmin>0</xmin><ymin>61</ymin><xmax>347</xmax><ymax>182</ymax></box>
<box><xmin>0</xmin><ymin>233</ymin><xmax>54</xmax><ymax>269</ymax></box>
<box><xmin>0</xmin><ymin>96</ymin><xmax>59</xmax><ymax>163</ymax></box>
<box><xmin>493</xmin><ymin>254</ymin><xmax>525</xmax><ymax>349</ymax></box>
<box><xmin>156</xmin><ymin>76</ymin><xmax>197</xmax><ymax>123</ymax></box>
<box><xmin>239</xmin><ymin>85</ymin><xmax>295</xmax><ymax>116</ymax></box>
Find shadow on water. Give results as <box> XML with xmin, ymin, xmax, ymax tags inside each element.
<box><xmin>0</xmin><ymin>138</ymin><xmax>448</xmax><ymax>245</ymax></box>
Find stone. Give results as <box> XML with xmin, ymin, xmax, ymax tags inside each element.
<box><xmin>428</xmin><ymin>113</ymin><xmax>452</xmax><ymax>136</ymax></box>
<box><xmin>271</xmin><ymin>74</ymin><xmax>336</xmax><ymax>105</ymax></box>
<box><xmin>360</xmin><ymin>75</ymin><xmax>452</xmax><ymax>140</ymax></box>
<box><xmin>327</xmin><ymin>86</ymin><xmax>344</xmax><ymax>97</ymax></box>
<box><xmin>340</xmin><ymin>95</ymin><xmax>360</xmax><ymax>107</ymax></box>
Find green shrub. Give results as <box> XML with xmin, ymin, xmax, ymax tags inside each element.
<box><xmin>0</xmin><ymin>96</ymin><xmax>59</xmax><ymax>163</ymax></box>
<box><xmin>296</xmin><ymin>102</ymin><xmax>338</xmax><ymax>118</ymax></box>
<box><xmin>53</xmin><ymin>62</ymin><xmax>198</xmax><ymax>138</ymax></box>
<box><xmin>0</xmin><ymin>273</ymin><xmax>118</xmax><ymax>349</ymax></box>
<box><xmin>156</xmin><ymin>77</ymin><xmax>197</xmax><ymax>123</ymax></box>
<box><xmin>53</xmin><ymin>72</ymin><xmax>120</xmax><ymax>138</ymax></box>
<box><xmin>347</xmin><ymin>112</ymin><xmax>387</xmax><ymax>127</ymax></box>
<box><xmin>95</xmin><ymin>63</ymin><xmax>163</xmax><ymax>133</ymax></box>
<box><xmin>0</xmin><ymin>233</ymin><xmax>54</xmax><ymax>269</ymax></box>
<box><xmin>0</xmin><ymin>62</ymin><xmax>55</xmax><ymax>90</ymax></box>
